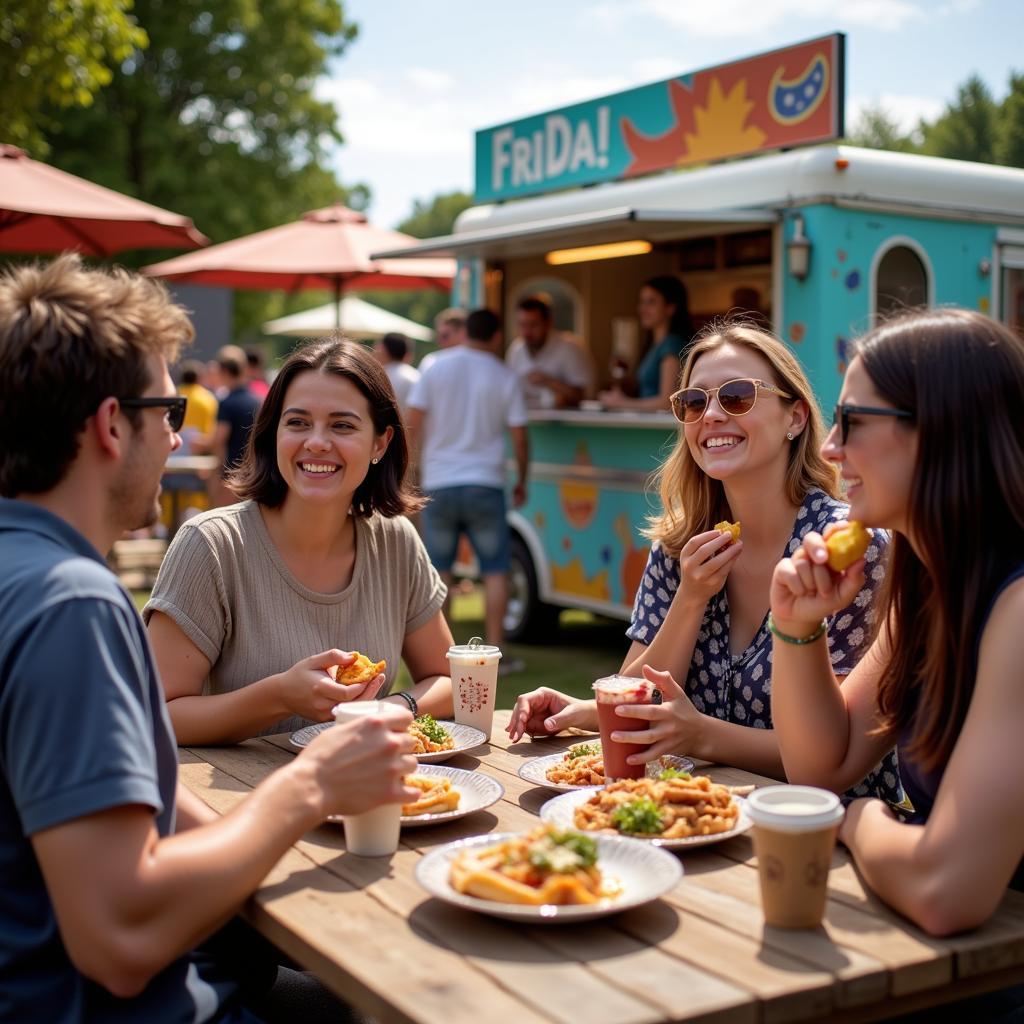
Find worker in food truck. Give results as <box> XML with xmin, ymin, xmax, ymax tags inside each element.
<box><xmin>506</xmin><ymin>295</ymin><xmax>594</xmax><ymax>409</ymax></box>
<box><xmin>599</xmin><ymin>276</ymin><xmax>694</xmax><ymax>413</ymax></box>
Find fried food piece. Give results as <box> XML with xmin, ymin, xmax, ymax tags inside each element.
<box><xmin>332</xmin><ymin>652</ymin><xmax>387</xmax><ymax>685</ymax></box>
<box><xmin>825</xmin><ymin>521</ymin><xmax>871</xmax><ymax>572</ymax></box>
<box><xmin>714</xmin><ymin>520</ymin><xmax>741</xmax><ymax>543</ymax></box>
<box><xmin>402</xmin><ymin>775</ymin><xmax>461</xmax><ymax>816</ymax></box>
<box><xmin>408</xmin><ymin>715</ymin><xmax>455</xmax><ymax>754</ymax></box>
<box><xmin>449</xmin><ymin>826</ymin><xmax>606</xmax><ymax>905</ymax></box>
<box><xmin>545</xmin><ymin>752</ymin><xmax>605</xmax><ymax>786</ymax></box>
<box><xmin>572</xmin><ymin>775</ymin><xmax>739</xmax><ymax>839</ymax></box>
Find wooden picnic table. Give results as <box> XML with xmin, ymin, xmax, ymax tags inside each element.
<box><xmin>178</xmin><ymin>709</ymin><xmax>1024</xmax><ymax>1024</ymax></box>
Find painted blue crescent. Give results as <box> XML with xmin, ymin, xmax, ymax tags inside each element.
<box><xmin>770</xmin><ymin>54</ymin><xmax>829</xmax><ymax>125</ymax></box>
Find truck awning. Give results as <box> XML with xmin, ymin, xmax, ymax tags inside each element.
<box><xmin>370</xmin><ymin>206</ymin><xmax>777</xmax><ymax>260</ymax></box>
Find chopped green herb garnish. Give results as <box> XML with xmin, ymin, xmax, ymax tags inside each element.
<box><xmin>414</xmin><ymin>714</ymin><xmax>449</xmax><ymax>744</ymax></box>
<box><xmin>566</xmin><ymin>742</ymin><xmax>599</xmax><ymax>760</ymax></box>
<box><xmin>611</xmin><ymin>797</ymin><xmax>665</xmax><ymax>835</ymax></box>
<box><xmin>658</xmin><ymin>767</ymin><xmax>692</xmax><ymax>781</ymax></box>
<box><xmin>527</xmin><ymin>830</ymin><xmax>598</xmax><ymax>872</ymax></box>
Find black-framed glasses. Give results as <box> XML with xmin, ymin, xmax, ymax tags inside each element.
<box><xmin>669</xmin><ymin>377</ymin><xmax>793</xmax><ymax>424</ymax></box>
<box><xmin>118</xmin><ymin>396</ymin><xmax>187</xmax><ymax>433</ymax></box>
<box><xmin>832</xmin><ymin>403</ymin><xmax>914</xmax><ymax>445</ymax></box>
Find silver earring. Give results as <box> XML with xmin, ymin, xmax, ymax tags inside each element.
<box><xmin>371</xmin><ymin>457</ymin><xmax>380</xmax><ymax>464</ymax></box>
<box><xmin>786</xmin><ymin>431</ymin><xmax>794</xmax><ymax>440</ymax></box>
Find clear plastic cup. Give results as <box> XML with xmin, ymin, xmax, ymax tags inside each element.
<box><xmin>331</xmin><ymin>700</ymin><xmax>404</xmax><ymax>856</ymax></box>
<box><xmin>447</xmin><ymin>637</ymin><xmax>501</xmax><ymax>740</ymax></box>
<box><xmin>746</xmin><ymin>785</ymin><xmax>845</xmax><ymax>928</ymax></box>
<box><xmin>593</xmin><ymin>674</ymin><xmax>659</xmax><ymax>780</ymax></box>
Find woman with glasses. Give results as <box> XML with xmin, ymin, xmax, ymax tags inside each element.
<box><xmin>770</xmin><ymin>308</ymin><xmax>1024</xmax><ymax>941</ymax></box>
<box><xmin>599</xmin><ymin>276</ymin><xmax>693</xmax><ymax>412</ymax></box>
<box><xmin>145</xmin><ymin>337</ymin><xmax>453</xmax><ymax>744</ymax></box>
<box><xmin>510</xmin><ymin>322</ymin><xmax>900</xmax><ymax>802</ymax></box>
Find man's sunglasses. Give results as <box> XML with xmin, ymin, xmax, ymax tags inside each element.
<box><xmin>119</xmin><ymin>396</ymin><xmax>187</xmax><ymax>433</ymax></box>
<box><xmin>832</xmin><ymin>404</ymin><xmax>913</xmax><ymax>445</ymax></box>
<box><xmin>669</xmin><ymin>377</ymin><xmax>793</xmax><ymax>424</ymax></box>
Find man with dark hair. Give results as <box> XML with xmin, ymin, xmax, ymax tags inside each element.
<box><xmin>507</xmin><ymin>294</ymin><xmax>593</xmax><ymax>409</ymax></box>
<box><xmin>0</xmin><ymin>255</ymin><xmax>416</xmax><ymax>1022</ymax></box>
<box><xmin>407</xmin><ymin>308</ymin><xmax>529</xmax><ymax>663</ymax></box>
<box><xmin>211</xmin><ymin>348</ymin><xmax>261</xmax><ymax>506</ymax></box>
<box><xmin>373</xmin><ymin>331</ymin><xmax>420</xmax><ymax>414</ymax></box>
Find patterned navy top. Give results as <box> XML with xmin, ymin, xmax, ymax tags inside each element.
<box><xmin>626</xmin><ymin>487</ymin><xmax>903</xmax><ymax>804</ymax></box>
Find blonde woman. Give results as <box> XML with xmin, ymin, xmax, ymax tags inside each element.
<box><xmin>510</xmin><ymin>322</ymin><xmax>900</xmax><ymax>800</ymax></box>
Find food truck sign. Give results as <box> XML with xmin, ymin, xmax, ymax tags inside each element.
<box><xmin>475</xmin><ymin>33</ymin><xmax>845</xmax><ymax>203</ymax></box>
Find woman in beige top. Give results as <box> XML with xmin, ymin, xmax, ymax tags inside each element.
<box><xmin>146</xmin><ymin>338</ymin><xmax>453</xmax><ymax>743</ymax></box>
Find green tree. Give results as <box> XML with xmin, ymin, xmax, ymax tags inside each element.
<box><xmin>920</xmin><ymin>75</ymin><xmax>999</xmax><ymax>164</ymax></box>
<box><xmin>359</xmin><ymin>190</ymin><xmax>472</xmax><ymax>332</ymax></box>
<box><xmin>41</xmin><ymin>0</ymin><xmax>366</xmax><ymax>336</ymax></box>
<box><xmin>996</xmin><ymin>72</ymin><xmax>1024</xmax><ymax>169</ymax></box>
<box><xmin>0</xmin><ymin>0</ymin><xmax>147</xmax><ymax>154</ymax></box>
<box><xmin>847</xmin><ymin>104</ymin><xmax>918</xmax><ymax>153</ymax></box>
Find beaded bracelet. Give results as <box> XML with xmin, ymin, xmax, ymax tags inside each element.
<box><xmin>392</xmin><ymin>690</ymin><xmax>419</xmax><ymax>717</ymax></box>
<box><xmin>767</xmin><ymin>613</ymin><xmax>828</xmax><ymax>646</ymax></box>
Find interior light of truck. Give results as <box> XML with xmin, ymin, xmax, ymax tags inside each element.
<box><xmin>545</xmin><ymin>240</ymin><xmax>653</xmax><ymax>265</ymax></box>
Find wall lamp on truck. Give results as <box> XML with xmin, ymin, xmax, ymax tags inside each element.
<box><xmin>786</xmin><ymin>213</ymin><xmax>812</xmax><ymax>281</ymax></box>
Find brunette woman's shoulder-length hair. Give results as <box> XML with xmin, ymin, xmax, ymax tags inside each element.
<box><xmin>857</xmin><ymin>308</ymin><xmax>1024</xmax><ymax>773</ymax></box>
<box><xmin>644</xmin><ymin>319</ymin><xmax>839</xmax><ymax>557</ymax></box>
<box><xmin>228</xmin><ymin>335</ymin><xmax>424</xmax><ymax>518</ymax></box>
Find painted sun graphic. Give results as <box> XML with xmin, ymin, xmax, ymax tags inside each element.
<box><xmin>681</xmin><ymin>78</ymin><xmax>766</xmax><ymax>164</ymax></box>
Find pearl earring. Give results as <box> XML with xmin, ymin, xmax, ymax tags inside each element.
<box><xmin>371</xmin><ymin>457</ymin><xmax>380</xmax><ymax>464</ymax></box>
<box><xmin>786</xmin><ymin>431</ymin><xmax>794</xmax><ymax>440</ymax></box>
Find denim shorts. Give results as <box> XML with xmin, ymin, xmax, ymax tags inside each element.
<box><xmin>421</xmin><ymin>485</ymin><xmax>510</xmax><ymax>574</ymax></box>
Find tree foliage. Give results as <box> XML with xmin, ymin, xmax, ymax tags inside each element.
<box><xmin>919</xmin><ymin>75</ymin><xmax>999</xmax><ymax>164</ymax></box>
<box><xmin>39</xmin><ymin>0</ymin><xmax>365</xmax><ymax>336</ymax></box>
<box><xmin>847</xmin><ymin>104</ymin><xmax>918</xmax><ymax>152</ymax></box>
<box><xmin>0</xmin><ymin>0</ymin><xmax>147</xmax><ymax>154</ymax></box>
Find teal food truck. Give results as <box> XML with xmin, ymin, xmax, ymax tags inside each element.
<box><xmin>375</xmin><ymin>34</ymin><xmax>1024</xmax><ymax>639</ymax></box>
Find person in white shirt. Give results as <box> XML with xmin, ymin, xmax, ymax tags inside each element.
<box><xmin>506</xmin><ymin>295</ymin><xmax>593</xmax><ymax>409</ymax></box>
<box><xmin>374</xmin><ymin>332</ymin><xmax>420</xmax><ymax>415</ymax></box>
<box><xmin>407</xmin><ymin>309</ymin><xmax>529</xmax><ymax>657</ymax></box>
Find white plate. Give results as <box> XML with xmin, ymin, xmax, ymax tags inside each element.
<box><xmin>289</xmin><ymin>720</ymin><xmax>487</xmax><ymax>762</ymax></box>
<box><xmin>398</xmin><ymin>765</ymin><xmax>504</xmax><ymax>828</ymax></box>
<box><xmin>518</xmin><ymin>751</ymin><xmax>696</xmax><ymax>793</ymax></box>
<box><xmin>414</xmin><ymin>830</ymin><xmax>682</xmax><ymax>922</ymax></box>
<box><xmin>540</xmin><ymin>789</ymin><xmax>751</xmax><ymax>849</ymax></box>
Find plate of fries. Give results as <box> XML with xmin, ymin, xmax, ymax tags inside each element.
<box><xmin>289</xmin><ymin>717</ymin><xmax>487</xmax><ymax>762</ymax></box>
<box><xmin>539</xmin><ymin>774</ymin><xmax>751</xmax><ymax>849</ymax></box>
<box><xmin>518</xmin><ymin>746</ymin><xmax>696</xmax><ymax>793</ymax></box>
<box><xmin>401</xmin><ymin>765</ymin><xmax>504</xmax><ymax>827</ymax></box>
<box><xmin>414</xmin><ymin>826</ymin><xmax>682</xmax><ymax>922</ymax></box>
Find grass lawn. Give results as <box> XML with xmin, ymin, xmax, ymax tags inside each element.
<box><xmin>134</xmin><ymin>585</ymin><xmax>626</xmax><ymax>710</ymax></box>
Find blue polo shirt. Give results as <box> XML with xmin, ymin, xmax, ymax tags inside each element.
<box><xmin>0</xmin><ymin>499</ymin><xmax>242</xmax><ymax>1022</ymax></box>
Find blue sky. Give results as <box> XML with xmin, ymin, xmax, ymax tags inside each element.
<box><xmin>317</xmin><ymin>0</ymin><xmax>1024</xmax><ymax>229</ymax></box>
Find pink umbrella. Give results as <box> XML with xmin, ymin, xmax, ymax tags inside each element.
<box><xmin>143</xmin><ymin>203</ymin><xmax>455</xmax><ymax>326</ymax></box>
<box><xmin>0</xmin><ymin>144</ymin><xmax>208</xmax><ymax>256</ymax></box>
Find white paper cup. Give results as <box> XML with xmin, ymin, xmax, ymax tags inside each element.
<box><xmin>331</xmin><ymin>700</ymin><xmax>403</xmax><ymax>856</ymax></box>
<box><xmin>447</xmin><ymin>638</ymin><xmax>501</xmax><ymax>740</ymax></box>
<box><xmin>747</xmin><ymin>786</ymin><xmax>845</xmax><ymax>928</ymax></box>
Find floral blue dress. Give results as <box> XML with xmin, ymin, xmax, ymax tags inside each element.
<box><xmin>626</xmin><ymin>487</ymin><xmax>903</xmax><ymax>804</ymax></box>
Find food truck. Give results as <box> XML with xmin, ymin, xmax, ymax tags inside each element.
<box><xmin>375</xmin><ymin>34</ymin><xmax>1024</xmax><ymax>640</ymax></box>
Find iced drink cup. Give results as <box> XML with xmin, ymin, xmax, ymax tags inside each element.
<box><xmin>447</xmin><ymin>638</ymin><xmax>501</xmax><ymax>740</ymax></box>
<box><xmin>331</xmin><ymin>701</ymin><xmax>405</xmax><ymax>857</ymax></box>
<box><xmin>747</xmin><ymin>785</ymin><xmax>845</xmax><ymax>928</ymax></box>
<box><xmin>593</xmin><ymin>675</ymin><xmax>659</xmax><ymax>780</ymax></box>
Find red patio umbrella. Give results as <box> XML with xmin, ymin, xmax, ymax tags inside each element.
<box><xmin>0</xmin><ymin>144</ymin><xmax>208</xmax><ymax>256</ymax></box>
<box><xmin>143</xmin><ymin>203</ymin><xmax>455</xmax><ymax>327</ymax></box>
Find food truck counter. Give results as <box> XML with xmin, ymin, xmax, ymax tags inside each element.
<box><xmin>526</xmin><ymin>408</ymin><xmax>676</xmax><ymax>428</ymax></box>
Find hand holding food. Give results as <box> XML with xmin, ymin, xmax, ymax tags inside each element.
<box><xmin>333</xmin><ymin>651</ymin><xmax>387</xmax><ymax>685</ymax></box>
<box><xmin>825</xmin><ymin>520</ymin><xmax>871</xmax><ymax>572</ymax></box>
<box><xmin>507</xmin><ymin>687</ymin><xmax>598</xmax><ymax>741</ymax></box>
<box><xmin>714</xmin><ymin>519</ymin><xmax>741</xmax><ymax>543</ymax></box>
<box><xmin>676</xmin><ymin>527</ymin><xmax>744</xmax><ymax>610</ymax></box>
<box><xmin>274</xmin><ymin>649</ymin><xmax>383</xmax><ymax>722</ymax></box>
<box><xmin>450</xmin><ymin>826</ymin><xmax>613</xmax><ymax>905</ymax></box>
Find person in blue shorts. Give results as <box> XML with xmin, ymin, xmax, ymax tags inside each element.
<box><xmin>0</xmin><ymin>255</ymin><xmax>418</xmax><ymax>1023</ymax></box>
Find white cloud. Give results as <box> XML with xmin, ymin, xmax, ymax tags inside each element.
<box><xmin>637</xmin><ymin>0</ymin><xmax>924</xmax><ymax>35</ymax></box>
<box><xmin>628</xmin><ymin>56</ymin><xmax>691</xmax><ymax>83</ymax></box>
<box><xmin>404</xmin><ymin>68</ymin><xmax>455</xmax><ymax>93</ymax></box>
<box><xmin>848</xmin><ymin>93</ymin><xmax>945</xmax><ymax>133</ymax></box>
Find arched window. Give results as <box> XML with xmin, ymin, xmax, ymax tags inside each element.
<box><xmin>511</xmin><ymin>276</ymin><xmax>583</xmax><ymax>338</ymax></box>
<box><xmin>871</xmin><ymin>239</ymin><xmax>932</xmax><ymax>321</ymax></box>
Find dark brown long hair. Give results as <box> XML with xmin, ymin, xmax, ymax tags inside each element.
<box><xmin>858</xmin><ymin>309</ymin><xmax>1024</xmax><ymax>771</ymax></box>
<box><xmin>229</xmin><ymin>335</ymin><xmax>424</xmax><ymax>517</ymax></box>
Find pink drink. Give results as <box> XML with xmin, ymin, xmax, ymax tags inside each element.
<box><xmin>593</xmin><ymin>675</ymin><xmax>658</xmax><ymax>780</ymax></box>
